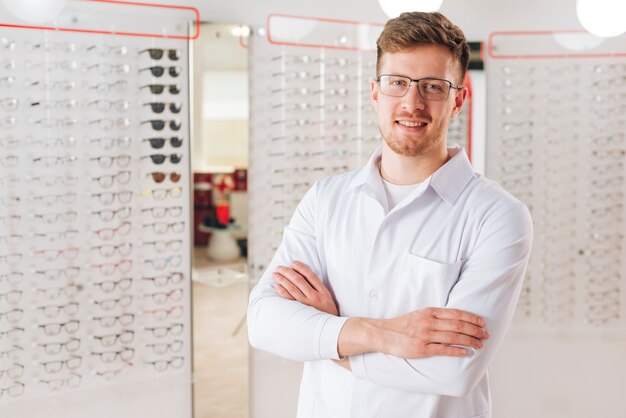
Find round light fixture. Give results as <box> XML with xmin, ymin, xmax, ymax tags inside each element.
<box><xmin>576</xmin><ymin>0</ymin><xmax>626</xmax><ymax>37</ymax></box>
<box><xmin>377</xmin><ymin>0</ymin><xmax>444</xmax><ymax>18</ymax></box>
<box><xmin>1</xmin><ymin>0</ymin><xmax>66</xmax><ymax>24</ymax></box>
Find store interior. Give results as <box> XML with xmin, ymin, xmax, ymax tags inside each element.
<box><xmin>1</xmin><ymin>0</ymin><xmax>626</xmax><ymax>417</ymax></box>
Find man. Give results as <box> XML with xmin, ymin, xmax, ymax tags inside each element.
<box><xmin>248</xmin><ymin>11</ymin><xmax>533</xmax><ymax>418</ymax></box>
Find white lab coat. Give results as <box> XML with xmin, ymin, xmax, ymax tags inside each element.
<box><xmin>248</xmin><ymin>146</ymin><xmax>533</xmax><ymax>418</ymax></box>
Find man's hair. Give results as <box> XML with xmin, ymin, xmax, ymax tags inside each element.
<box><xmin>376</xmin><ymin>12</ymin><xmax>469</xmax><ymax>82</ymax></box>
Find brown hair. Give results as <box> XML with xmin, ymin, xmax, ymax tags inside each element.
<box><xmin>376</xmin><ymin>12</ymin><xmax>469</xmax><ymax>82</ymax></box>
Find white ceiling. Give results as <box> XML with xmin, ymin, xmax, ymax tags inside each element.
<box><xmin>154</xmin><ymin>0</ymin><xmax>584</xmax><ymax>40</ymax></box>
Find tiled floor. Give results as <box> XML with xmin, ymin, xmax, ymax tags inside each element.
<box><xmin>192</xmin><ymin>248</ymin><xmax>249</xmax><ymax>418</ymax></box>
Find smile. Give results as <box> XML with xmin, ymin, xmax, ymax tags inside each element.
<box><xmin>397</xmin><ymin>120</ymin><xmax>427</xmax><ymax>127</ymax></box>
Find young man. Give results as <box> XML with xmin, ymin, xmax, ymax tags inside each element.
<box><xmin>248</xmin><ymin>12</ymin><xmax>533</xmax><ymax>418</ymax></box>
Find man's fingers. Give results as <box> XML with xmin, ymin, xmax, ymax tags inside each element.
<box><xmin>292</xmin><ymin>261</ymin><xmax>326</xmax><ymax>292</ymax></box>
<box><xmin>432</xmin><ymin>318</ymin><xmax>489</xmax><ymax>340</ymax></box>
<box><xmin>272</xmin><ymin>272</ymin><xmax>306</xmax><ymax>300</ymax></box>
<box><xmin>430</xmin><ymin>307</ymin><xmax>487</xmax><ymax>329</ymax></box>
<box><xmin>274</xmin><ymin>283</ymin><xmax>295</xmax><ymax>300</ymax></box>
<box><xmin>275</xmin><ymin>266</ymin><xmax>315</xmax><ymax>298</ymax></box>
<box><xmin>424</xmin><ymin>343</ymin><xmax>468</xmax><ymax>357</ymax></box>
<box><xmin>427</xmin><ymin>331</ymin><xmax>484</xmax><ymax>349</ymax></box>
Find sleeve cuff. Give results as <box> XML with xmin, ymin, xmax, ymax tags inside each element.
<box><xmin>350</xmin><ymin>353</ymin><xmax>367</xmax><ymax>379</ymax></box>
<box><xmin>318</xmin><ymin>315</ymin><xmax>350</xmax><ymax>360</ymax></box>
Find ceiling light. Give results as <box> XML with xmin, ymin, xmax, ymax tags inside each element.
<box><xmin>377</xmin><ymin>0</ymin><xmax>443</xmax><ymax>18</ymax></box>
<box><xmin>576</xmin><ymin>0</ymin><xmax>626</xmax><ymax>37</ymax></box>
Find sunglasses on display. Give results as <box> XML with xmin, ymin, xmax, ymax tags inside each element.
<box><xmin>148</xmin><ymin>172</ymin><xmax>181</xmax><ymax>183</ymax></box>
<box><xmin>140</xmin><ymin>84</ymin><xmax>181</xmax><ymax>95</ymax></box>
<box><xmin>139</xmin><ymin>48</ymin><xmax>181</xmax><ymax>61</ymax></box>
<box><xmin>142</xmin><ymin>154</ymin><xmax>183</xmax><ymax>164</ymax></box>
<box><xmin>139</xmin><ymin>66</ymin><xmax>181</xmax><ymax>77</ymax></box>
<box><xmin>143</xmin><ymin>136</ymin><xmax>183</xmax><ymax>149</ymax></box>
<box><xmin>141</xmin><ymin>119</ymin><xmax>182</xmax><ymax>131</ymax></box>
<box><xmin>143</xmin><ymin>102</ymin><xmax>182</xmax><ymax>114</ymax></box>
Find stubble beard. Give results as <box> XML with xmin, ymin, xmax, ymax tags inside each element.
<box><xmin>381</xmin><ymin>122</ymin><xmax>446</xmax><ymax>157</ymax></box>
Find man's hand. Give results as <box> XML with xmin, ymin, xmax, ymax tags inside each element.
<box><xmin>338</xmin><ymin>308</ymin><xmax>489</xmax><ymax>358</ymax></box>
<box><xmin>272</xmin><ymin>261</ymin><xmax>338</xmax><ymax>316</ymax></box>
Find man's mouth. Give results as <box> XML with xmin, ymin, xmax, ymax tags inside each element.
<box><xmin>396</xmin><ymin>120</ymin><xmax>427</xmax><ymax>127</ymax></box>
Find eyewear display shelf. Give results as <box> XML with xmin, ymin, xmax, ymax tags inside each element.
<box><xmin>485</xmin><ymin>31</ymin><xmax>626</xmax><ymax>336</ymax></box>
<box><xmin>0</xmin><ymin>5</ymin><xmax>193</xmax><ymax>418</ymax></box>
<box><xmin>247</xmin><ymin>14</ymin><xmax>471</xmax><ymax>282</ymax></box>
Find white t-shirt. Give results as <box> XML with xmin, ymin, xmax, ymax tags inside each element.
<box><xmin>381</xmin><ymin>176</ymin><xmax>430</xmax><ymax>210</ymax></box>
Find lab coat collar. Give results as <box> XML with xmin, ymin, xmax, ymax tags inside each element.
<box><xmin>345</xmin><ymin>144</ymin><xmax>476</xmax><ymax>206</ymax></box>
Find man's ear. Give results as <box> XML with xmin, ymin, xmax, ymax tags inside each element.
<box><xmin>371</xmin><ymin>78</ymin><xmax>379</xmax><ymax>112</ymax></box>
<box><xmin>450</xmin><ymin>87</ymin><xmax>468</xmax><ymax>119</ymax></box>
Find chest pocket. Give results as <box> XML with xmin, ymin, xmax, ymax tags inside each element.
<box><xmin>402</xmin><ymin>253</ymin><xmax>465</xmax><ymax>308</ymax></box>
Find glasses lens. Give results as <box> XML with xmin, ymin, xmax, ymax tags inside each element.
<box><xmin>146</xmin><ymin>84</ymin><xmax>165</xmax><ymax>94</ymax></box>
<box><xmin>149</xmin><ymin>66</ymin><xmax>164</xmax><ymax>77</ymax></box>
<box><xmin>170</xmin><ymin>137</ymin><xmax>183</xmax><ymax>147</ymax></box>
<box><xmin>169</xmin><ymin>120</ymin><xmax>182</xmax><ymax>131</ymax></box>
<box><xmin>169</xmin><ymin>66</ymin><xmax>181</xmax><ymax>77</ymax></box>
<box><xmin>168</xmin><ymin>49</ymin><xmax>180</xmax><ymax>61</ymax></box>
<box><xmin>418</xmin><ymin>78</ymin><xmax>450</xmax><ymax>101</ymax></box>
<box><xmin>147</xmin><ymin>120</ymin><xmax>165</xmax><ymax>130</ymax></box>
<box><xmin>379</xmin><ymin>75</ymin><xmax>410</xmax><ymax>97</ymax></box>
<box><xmin>169</xmin><ymin>103</ymin><xmax>182</xmax><ymax>113</ymax></box>
<box><xmin>169</xmin><ymin>84</ymin><xmax>181</xmax><ymax>95</ymax></box>
<box><xmin>150</xmin><ymin>154</ymin><xmax>166</xmax><ymax>164</ymax></box>
<box><xmin>170</xmin><ymin>172</ymin><xmax>181</xmax><ymax>183</ymax></box>
<box><xmin>147</xmin><ymin>102</ymin><xmax>165</xmax><ymax>113</ymax></box>
<box><xmin>170</xmin><ymin>154</ymin><xmax>182</xmax><ymax>164</ymax></box>
<box><xmin>146</xmin><ymin>48</ymin><xmax>164</xmax><ymax>59</ymax></box>
<box><xmin>151</xmin><ymin>172</ymin><xmax>166</xmax><ymax>183</ymax></box>
<box><xmin>147</xmin><ymin>137</ymin><xmax>165</xmax><ymax>149</ymax></box>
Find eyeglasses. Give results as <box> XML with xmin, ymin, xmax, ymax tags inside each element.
<box><xmin>94</xmin><ymin>330</ymin><xmax>135</xmax><ymax>347</ymax></box>
<box><xmin>88</xmin><ymin>118</ymin><xmax>131</xmax><ymax>130</ymax></box>
<box><xmin>143</xmin><ymin>222</ymin><xmax>185</xmax><ymax>234</ymax></box>
<box><xmin>91</xmin><ymin>191</ymin><xmax>133</xmax><ymax>206</ymax></box>
<box><xmin>144</xmin><ymin>288</ymin><xmax>183</xmax><ymax>304</ymax></box>
<box><xmin>0</xmin><ymin>97</ymin><xmax>18</xmax><ymax>111</ymax></box>
<box><xmin>144</xmin><ymin>255</ymin><xmax>182</xmax><ymax>270</ymax></box>
<box><xmin>32</xmin><ymin>155</ymin><xmax>79</xmax><ymax>166</ymax></box>
<box><xmin>89</xmin><ymin>80</ymin><xmax>128</xmax><ymax>93</ymax></box>
<box><xmin>146</xmin><ymin>356</ymin><xmax>184</xmax><ymax>372</ymax></box>
<box><xmin>377</xmin><ymin>74</ymin><xmax>462</xmax><ymax>100</ymax></box>
<box><xmin>30</xmin><ymin>174</ymin><xmax>78</xmax><ymax>187</ymax></box>
<box><xmin>37</xmin><ymin>284</ymin><xmax>81</xmax><ymax>301</ymax></box>
<box><xmin>0</xmin><ymin>382</ymin><xmax>24</xmax><ymax>398</ymax></box>
<box><xmin>34</xmin><ymin>247</ymin><xmax>79</xmax><ymax>261</ymax></box>
<box><xmin>37</xmin><ymin>302</ymin><xmax>79</xmax><ymax>319</ymax></box>
<box><xmin>91</xmin><ymin>243</ymin><xmax>133</xmax><ymax>258</ymax></box>
<box><xmin>1</xmin><ymin>345</ymin><xmax>24</xmax><ymax>359</ymax></box>
<box><xmin>0</xmin><ymin>363</ymin><xmax>24</xmax><ymax>379</ymax></box>
<box><xmin>32</xmin><ymin>192</ymin><xmax>77</xmax><ymax>206</ymax></box>
<box><xmin>40</xmin><ymin>355</ymin><xmax>82</xmax><ymax>373</ymax></box>
<box><xmin>0</xmin><ymin>253</ymin><xmax>22</xmax><ymax>264</ymax></box>
<box><xmin>90</xmin><ymin>154</ymin><xmax>131</xmax><ymax>169</ymax></box>
<box><xmin>141</xmin><ymin>272</ymin><xmax>184</xmax><ymax>287</ymax></box>
<box><xmin>143</xmin><ymin>136</ymin><xmax>183</xmax><ymax>149</ymax></box>
<box><xmin>92</xmin><ymin>259</ymin><xmax>133</xmax><ymax>275</ymax></box>
<box><xmin>92</xmin><ymin>313</ymin><xmax>135</xmax><ymax>328</ymax></box>
<box><xmin>142</xmin><ymin>154</ymin><xmax>182</xmax><ymax>164</ymax></box>
<box><xmin>39</xmin><ymin>320</ymin><xmax>80</xmax><ymax>336</ymax></box>
<box><xmin>39</xmin><ymin>373</ymin><xmax>81</xmax><ymax>391</ymax></box>
<box><xmin>0</xmin><ymin>290</ymin><xmax>22</xmax><ymax>304</ymax></box>
<box><xmin>141</xmin><ymin>119</ymin><xmax>182</xmax><ymax>131</ymax></box>
<box><xmin>93</xmin><ymin>295</ymin><xmax>133</xmax><ymax>311</ymax></box>
<box><xmin>90</xmin><ymin>136</ymin><xmax>132</xmax><ymax>150</ymax></box>
<box><xmin>0</xmin><ymin>308</ymin><xmax>23</xmax><ymax>323</ymax></box>
<box><xmin>34</xmin><ymin>266</ymin><xmax>80</xmax><ymax>281</ymax></box>
<box><xmin>92</xmin><ymin>207</ymin><xmax>132</xmax><ymax>222</ymax></box>
<box><xmin>148</xmin><ymin>172</ymin><xmax>181</xmax><ymax>183</ymax></box>
<box><xmin>0</xmin><ymin>327</ymin><xmax>24</xmax><ymax>339</ymax></box>
<box><xmin>143</xmin><ymin>239</ymin><xmax>183</xmax><ymax>252</ymax></box>
<box><xmin>38</xmin><ymin>338</ymin><xmax>81</xmax><ymax>355</ymax></box>
<box><xmin>139</xmin><ymin>48</ymin><xmax>180</xmax><ymax>61</ymax></box>
<box><xmin>143</xmin><ymin>102</ymin><xmax>182</xmax><ymax>114</ymax></box>
<box><xmin>140</xmin><ymin>84</ymin><xmax>181</xmax><ymax>95</ymax></box>
<box><xmin>150</xmin><ymin>187</ymin><xmax>183</xmax><ymax>200</ymax></box>
<box><xmin>145</xmin><ymin>323</ymin><xmax>183</xmax><ymax>338</ymax></box>
<box><xmin>32</xmin><ymin>211</ymin><xmax>78</xmax><ymax>224</ymax></box>
<box><xmin>0</xmin><ymin>154</ymin><xmax>18</xmax><ymax>167</ymax></box>
<box><xmin>93</xmin><ymin>221</ymin><xmax>132</xmax><ymax>240</ymax></box>
<box><xmin>86</xmin><ymin>99</ymin><xmax>130</xmax><ymax>112</ymax></box>
<box><xmin>92</xmin><ymin>347</ymin><xmax>135</xmax><ymax>363</ymax></box>
<box><xmin>145</xmin><ymin>305</ymin><xmax>183</xmax><ymax>321</ymax></box>
<box><xmin>141</xmin><ymin>206</ymin><xmax>183</xmax><ymax>218</ymax></box>
<box><xmin>93</xmin><ymin>277</ymin><xmax>133</xmax><ymax>293</ymax></box>
<box><xmin>139</xmin><ymin>66</ymin><xmax>181</xmax><ymax>77</ymax></box>
<box><xmin>146</xmin><ymin>339</ymin><xmax>183</xmax><ymax>355</ymax></box>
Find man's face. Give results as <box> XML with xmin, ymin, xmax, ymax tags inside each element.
<box><xmin>371</xmin><ymin>44</ymin><xmax>466</xmax><ymax>157</ymax></box>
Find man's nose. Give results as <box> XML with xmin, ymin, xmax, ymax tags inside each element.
<box><xmin>401</xmin><ymin>81</ymin><xmax>426</xmax><ymax>111</ymax></box>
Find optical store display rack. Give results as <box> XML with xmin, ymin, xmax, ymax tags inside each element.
<box><xmin>247</xmin><ymin>14</ymin><xmax>473</xmax><ymax>278</ymax></box>
<box><xmin>486</xmin><ymin>31</ymin><xmax>626</xmax><ymax>335</ymax></box>
<box><xmin>0</xmin><ymin>2</ymin><xmax>195</xmax><ymax>418</ymax></box>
